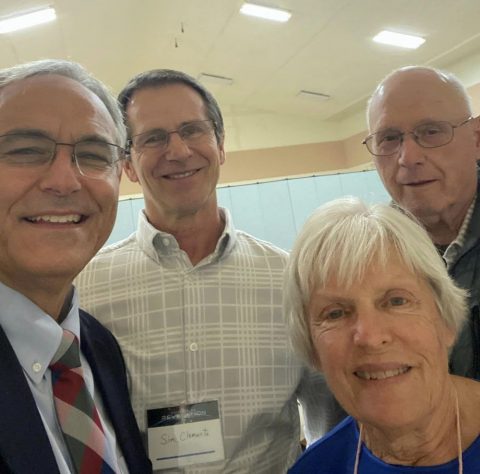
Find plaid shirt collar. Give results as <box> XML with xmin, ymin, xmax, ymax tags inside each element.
<box><xmin>443</xmin><ymin>194</ymin><xmax>476</xmax><ymax>269</ymax></box>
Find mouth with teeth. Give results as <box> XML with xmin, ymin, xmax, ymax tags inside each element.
<box><xmin>163</xmin><ymin>169</ymin><xmax>199</xmax><ymax>180</ymax></box>
<box><xmin>354</xmin><ymin>366</ymin><xmax>411</xmax><ymax>381</ymax></box>
<box><xmin>24</xmin><ymin>214</ymin><xmax>85</xmax><ymax>224</ymax></box>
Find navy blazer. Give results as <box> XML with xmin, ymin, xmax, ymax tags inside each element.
<box><xmin>0</xmin><ymin>309</ymin><xmax>151</xmax><ymax>474</ymax></box>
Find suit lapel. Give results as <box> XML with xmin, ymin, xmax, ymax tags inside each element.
<box><xmin>79</xmin><ymin>311</ymin><xmax>135</xmax><ymax>462</ymax></box>
<box><xmin>79</xmin><ymin>311</ymin><xmax>125</xmax><ymax>422</ymax></box>
<box><xmin>0</xmin><ymin>326</ymin><xmax>59</xmax><ymax>473</ymax></box>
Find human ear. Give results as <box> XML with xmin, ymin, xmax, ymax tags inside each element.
<box><xmin>123</xmin><ymin>158</ymin><xmax>139</xmax><ymax>183</ymax></box>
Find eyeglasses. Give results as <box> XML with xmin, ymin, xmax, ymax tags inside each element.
<box><xmin>127</xmin><ymin>120</ymin><xmax>216</xmax><ymax>155</ymax></box>
<box><xmin>0</xmin><ymin>133</ymin><xmax>125</xmax><ymax>179</ymax></box>
<box><xmin>362</xmin><ymin>117</ymin><xmax>473</xmax><ymax>157</ymax></box>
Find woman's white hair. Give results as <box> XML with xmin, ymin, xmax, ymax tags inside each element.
<box><xmin>284</xmin><ymin>197</ymin><xmax>468</xmax><ymax>367</ymax></box>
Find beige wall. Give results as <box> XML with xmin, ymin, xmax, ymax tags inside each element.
<box><xmin>120</xmin><ymin>173</ymin><xmax>142</xmax><ymax>196</ymax></box>
<box><xmin>220</xmin><ymin>140</ymin><xmax>346</xmax><ymax>184</ymax></box>
<box><xmin>343</xmin><ymin>131</ymin><xmax>371</xmax><ymax>169</ymax></box>
<box><xmin>470</xmin><ymin>82</ymin><xmax>480</xmax><ymax>114</ymax></box>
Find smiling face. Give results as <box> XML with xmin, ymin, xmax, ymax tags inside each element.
<box><xmin>124</xmin><ymin>83</ymin><xmax>225</xmax><ymax>226</ymax></box>
<box><xmin>369</xmin><ymin>69</ymin><xmax>480</xmax><ymax>225</ymax></box>
<box><xmin>308</xmin><ymin>254</ymin><xmax>455</xmax><ymax>430</ymax></box>
<box><xmin>0</xmin><ymin>74</ymin><xmax>120</xmax><ymax>299</ymax></box>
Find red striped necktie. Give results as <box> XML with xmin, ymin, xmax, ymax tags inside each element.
<box><xmin>50</xmin><ymin>329</ymin><xmax>117</xmax><ymax>473</ymax></box>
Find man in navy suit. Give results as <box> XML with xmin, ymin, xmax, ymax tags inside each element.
<box><xmin>0</xmin><ymin>60</ymin><xmax>151</xmax><ymax>473</ymax></box>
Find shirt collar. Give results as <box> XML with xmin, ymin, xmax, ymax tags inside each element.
<box><xmin>443</xmin><ymin>193</ymin><xmax>476</xmax><ymax>268</ymax></box>
<box><xmin>136</xmin><ymin>207</ymin><xmax>237</xmax><ymax>264</ymax></box>
<box><xmin>0</xmin><ymin>282</ymin><xmax>80</xmax><ymax>384</ymax></box>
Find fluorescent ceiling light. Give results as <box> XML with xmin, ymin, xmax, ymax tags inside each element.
<box><xmin>198</xmin><ymin>73</ymin><xmax>234</xmax><ymax>86</ymax></box>
<box><xmin>0</xmin><ymin>7</ymin><xmax>56</xmax><ymax>34</ymax></box>
<box><xmin>297</xmin><ymin>90</ymin><xmax>330</xmax><ymax>101</ymax></box>
<box><xmin>240</xmin><ymin>3</ymin><xmax>291</xmax><ymax>22</ymax></box>
<box><xmin>373</xmin><ymin>30</ymin><xmax>425</xmax><ymax>49</ymax></box>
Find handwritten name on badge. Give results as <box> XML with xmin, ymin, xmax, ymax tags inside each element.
<box><xmin>160</xmin><ymin>427</ymin><xmax>210</xmax><ymax>445</ymax></box>
<box><xmin>147</xmin><ymin>400</ymin><xmax>225</xmax><ymax>470</ymax></box>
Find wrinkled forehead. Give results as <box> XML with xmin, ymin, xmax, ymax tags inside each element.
<box><xmin>125</xmin><ymin>83</ymin><xmax>208</xmax><ymax>134</ymax></box>
<box><xmin>0</xmin><ymin>74</ymin><xmax>94</xmax><ymax>107</ymax></box>
<box><xmin>0</xmin><ymin>75</ymin><xmax>117</xmax><ymax>141</ymax></box>
<box><xmin>368</xmin><ymin>70</ymin><xmax>468</xmax><ymax>131</ymax></box>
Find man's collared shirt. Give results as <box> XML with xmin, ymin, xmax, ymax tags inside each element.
<box><xmin>0</xmin><ymin>282</ymin><xmax>127</xmax><ymax>474</ymax></box>
<box><xmin>443</xmin><ymin>194</ymin><xmax>477</xmax><ymax>269</ymax></box>
<box><xmin>77</xmin><ymin>208</ymin><xmax>332</xmax><ymax>473</ymax></box>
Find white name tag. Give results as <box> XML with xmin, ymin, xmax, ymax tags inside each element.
<box><xmin>147</xmin><ymin>400</ymin><xmax>225</xmax><ymax>470</ymax></box>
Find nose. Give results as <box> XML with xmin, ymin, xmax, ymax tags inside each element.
<box><xmin>38</xmin><ymin>144</ymin><xmax>82</xmax><ymax>195</ymax></box>
<box><xmin>397</xmin><ymin>133</ymin><xmax>426</xmax><ymax>167</ymax></box>
<box><xmin>164</xmin><ymin>131</ymin><xmax>193</xmax><ymax>161</ymax></box>
<box><xmin>352</xmin><ymin>308</ymin><xmax>392</xmax><ymax>349</ymax></box>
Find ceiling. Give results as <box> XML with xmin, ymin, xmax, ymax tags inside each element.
<box><xmin>1</xmin><ymin>0</ymin><xmax>480</xmax><ymax>143</ymax></box>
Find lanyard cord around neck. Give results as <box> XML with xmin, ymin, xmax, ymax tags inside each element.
<box><xmin>353</xmin><ymin>391</ymin><xmax>463</xmax><ymax>474</ymax></box>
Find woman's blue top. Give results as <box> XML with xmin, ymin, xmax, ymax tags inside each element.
<box><xmin>288</xmin><ymin>416</ymin><xmax>480</xmax><ymax>473</ymax></box>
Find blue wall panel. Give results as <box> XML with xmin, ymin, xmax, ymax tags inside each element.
<box><xmin>217</xmin><ymin>186</ymin><xmax>233</xmax><ymax>212</ymax></box>
<box><xmin>106</xmin><ymin>199</ymin><xmax>135</xmax><ymax>246</ymax></box>
<box><xmin>106</xmin><ymin>170</ymin><xmax>388</xmax><ymax>250</ymax></box>
<box><xmin>287</xmin><ymin>177</ymin><xmax>320</xmax><ymax>233</ymax></box>
<box><xmin>257</xmin><ymin>180</ymin><xmax>297</xmax><ymax>250</ymax></box>
<box><xmin>228</xmin><ymin>183</ymin><xmax>265</xmax><ymax>239</ymax></box>
<box><xmin>314</xmin><ymin>173</ymin><xmax>344</xmax><ymax>206</ymax></box>
<box><xmin>361</xmin><ymin>171</ymin><xmax>391</xmax><ymax>203</ymax></box>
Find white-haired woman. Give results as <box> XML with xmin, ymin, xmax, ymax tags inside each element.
<box><xmin>286</xmin><ymin>197</ymin><xmax>480</xmax><ymax>473</ymax></box>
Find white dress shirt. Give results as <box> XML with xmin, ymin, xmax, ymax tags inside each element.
<box><xmin>0</xmin><ymin>282</ymin><xmax>128</xmax><ymax>473</ymax></box>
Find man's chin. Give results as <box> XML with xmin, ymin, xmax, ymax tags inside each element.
<box><xmin>396</xmin><ymin>195</ymin><xmax>441</xmax><ymax>220</ymax></box>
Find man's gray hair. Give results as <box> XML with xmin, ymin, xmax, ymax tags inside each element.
<box><xmin>366</xmin><ymin>66</ymin><xmax>473</xmax><ymax>130</ymax></box>
<box><xmin>0</xmin><ymin>59</ymin><xmax>126</xmax><ymax>145</ymax></box>
<box><xmin>284</xmin><ymin>197</ymin><xmax>468</xmax><ymax>367</ymax></box>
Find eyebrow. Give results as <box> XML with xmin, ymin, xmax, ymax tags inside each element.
<box><xmin>311</xmin><ymin>292</ymin><xmax>353</xmax><ymax>304</ymax></box>
<box><xmin>373</xmin><ymin>118</ymin><xmax>448</xmax><ymax>134</ymax></box>
<box><xmin>373</xmin><ymin>127</ymin><xmax>401</xmax><ymax>135</ymax></box>
<box><xmin>1</xmin><ymin>128</ymin><xmax>50</xmax><ymax>138</ymax></box>
<box><xmin>315</xmin><ymin>281</ymin><xmax>419</xmax><ymax>300</ymax></box>
<box><xmin>135</xmin><ymin>119</ymin><xmax>210</xmax><ymax>135</ymax></box>
<box><xmin>0</xmin><ymin>128</ymin><xmax>115</xmax><ymax>144</ymax></box>
<box><xmin>75</xmin><ymin>134</ymin><xmax>116</xmax><ymax>144</ymax></box>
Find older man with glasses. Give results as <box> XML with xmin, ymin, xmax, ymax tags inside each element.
<box><xmin>77</xmin><ymin>69</ymin><xmax>337</xmax><ymax>473</ymax></box>
<box><xmin>364</xmin><ymin>65</ymin><xmax>480</xmax><ymax>381</ymax></box>
<box><xmin>0</xmin><ymin>60</ymin><xmax>151</xmax><ymax>473</ymax></box>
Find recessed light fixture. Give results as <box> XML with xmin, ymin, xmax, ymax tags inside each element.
<box><xmin>0</xmin><ymin>7</ymin><xmax>56</xmax><ymax>34</ymax></box>
<box><xmin>240</xmin><ymin>3</ymin><xmax>291</xmax><ymax>22</ymax></box>
<box><xmin>297</xmin><ymin>90</ymin><xmax>330</xmax><ymax>102</ymax></box>
<box><xmin>373</xmin><ymin>30</ymin><xmax>425</xmax><ymax>49</ymax></box>
<box><xmin>198</xmin><ymin>73</ymin><xmax>234</xmax><ymax>86</ymax></box>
